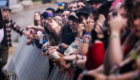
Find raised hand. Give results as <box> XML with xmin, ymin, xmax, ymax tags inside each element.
<box><xmin>92</xmin><ymin>15</ymin><xmax>105</xmax><ymax>43</ymax></box>
<box><xmin>47</xmin><ymin>46</ymin><xmax>59</xmax><ymax>59</ymax></box>
<box><xmin>41</xmin><ymin>42</ymin><xmax>50</xmax><ymax>56</ymax></box>
<box><xmin>108</xmin><ymin>13</ymin><xmax>127</xmax><ymax>35</ymax></box>
<box><xmin>27</xmin><ymin>34</ymin><xmax>33</xmax><ymax>39</ymax></box>
<box><xmin>53</xmin><ymin>53</ymin><xmax>64</xmax><ymax>68</ymax></box>
<box><xmin>77</xmin><ymin>23</ymin><xmax>85</xmax><ymax>38</ymax></box>
<box><xmin>26</xmin><ymin>39</ymin><xmax>32</xmax><ymax>45</ymax></box>
<box><xmin>86</xmin><ymin>20</ymin><xmax>94</xmax><ymax>33</ymax></box>
<box><xmin>23</xmin><ymin>25</ymin><xmax>32</xmax><ymax>31</ymax></box>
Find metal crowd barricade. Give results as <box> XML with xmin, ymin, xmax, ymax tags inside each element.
<box><xmin>7</xmin><ymin>35</ymin><xmax>74</xmax><ymax>80</ymax></box>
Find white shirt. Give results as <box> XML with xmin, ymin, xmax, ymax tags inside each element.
<box><xmin>0</xmin><ymin>28</ymin><xmax>4</xmax><ymax>43</ymax></box>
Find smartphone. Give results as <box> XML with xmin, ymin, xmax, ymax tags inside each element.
<box><xmin>112</xmin><ymin>11</ymin><xmax>117</xmax><ymax>17</ymax></box>
<box><xmin>103</xmin><ymin>21</ymin><xmax>107</xmax><ymax>32</ymax></box>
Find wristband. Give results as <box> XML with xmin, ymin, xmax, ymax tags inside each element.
<box><xmin>85</xmin><ymin>32</ymin><xmax>91</xmax><ymax>35</ymax></box>
<box><xmin>116</xmin><ymin>73</ymin><xmax>121</xmax><ymax>79</ymax></box>
<box><xmin>82</xmin><ymin>38</ymin><xmax>90</xmax><ymax>44</ymax></box>
<box><xmin>59</xmin><ymin>43</ymin><xmax>63</xmax><ymax>47</ymax></box>
<box><xmin>110</xmin><ymin>35</ymin><xmax>121</xmax><ymax>39</ymax></box>
<box><xmin>51</xmin><ymin>51</ymin><xmax>60</xmax><ymax>59</ymax></box>
<box><xmin>71</xmin><ymin>43</ymin><xmax>78</xmax><ymax>49</ymax></box>
<box><xmin>110</xmin><ymin>74</ymin><xmax>115</xmax><ymax>79</ymax></box>
<box><xmin>79</xmin><ymin>53</ymin><xmax>84</xmax><ymax>60</ymax></box>
<box><xmin>76</xmin><ymin>37</ymin><xmax>81</xmax><ymax>41</ymax></box>
<box><xmin>130</xmin><ymin>51</ymin><xmax>137</xmax><ymax>60</ymax></box>
<box><xmin>132</xmin><ymin>70</ymin><xmax>140</xmax><ymax>80</ymax></box>
<box><xmin>83</xmin><ymin>35</ymin><xmax>91</xmax><ymax>39</ymax></box>
<box><xmin>77</xmin><ymin>36</ymin><xmax>81</xmax><ymax>39</ymax></box>
<box><xmin>115</xmin><ymin>63</ymin><xmax>121</xmax><ymax>69</ymax></box>
<box><xmin>76</xmin><ymin>53</ymin><xmax>80</xmax><ymax>60</ymax></box>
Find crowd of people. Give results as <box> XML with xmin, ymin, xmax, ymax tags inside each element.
<box><xmin>0</xmin><ymin>0</ymin><xmax>140</xmax><ymax>80</ymax></box>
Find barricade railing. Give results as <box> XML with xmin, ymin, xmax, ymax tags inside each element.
<box><xmin>7</xmin><ymin>35</ymin><xmax>73</xmax><ymax>80</ymax></box>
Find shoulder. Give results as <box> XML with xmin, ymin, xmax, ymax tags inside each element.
<box><xmin>7</xmin><ymin>18</ymin><xmax>13</xmax><ymax>21</ymax></box>
<box><xmin>63</xmin><ymin>32</ymin><xmax>74</xmax><ymax>40</ymax></box>
<box><xmin>62</xmin><ymin>25</ymin><xmax>68</xmax><ymax>29</ymax></box>
<box><xmin>7</xmin><ymin>18</ymin><xmax>15</xmax><ymax>24</ymax></box>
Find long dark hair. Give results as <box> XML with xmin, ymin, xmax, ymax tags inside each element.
<box><xmin>134</xmin><ymin>2</ymin><xmax>140</xmax><ymax>19</ymax></box>
<box><xmin>44</xmin><ymin>17</ymin><xmax>63</xmax><ymax>46</ymax></box>
<box><xmin>122</xmin><ymin>0</ymin><xmax>135</xmax><ymax>27</ymax></box>
<box><xmin>0</xmin><ymin>8</ymin><xmax>3</xmax><ymax>29</ymax></box>
<box><xmin>34</xmin><ymin>11</ymin><xmax>41</xmax><ymax>26</ymax></box>
<box><xmin>97</xmin><ymin>1</ymin><xmax>113</xmax><ymax>21</ymax></box>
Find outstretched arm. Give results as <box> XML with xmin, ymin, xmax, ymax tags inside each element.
<box><xmin>23</xmin><ymin>25</ymin><xmax>45</xmax><ymax>32</ymax></box>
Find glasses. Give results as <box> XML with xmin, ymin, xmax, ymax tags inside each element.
<box><xmin>57</xmin><ymin>3</ymin><xmax>65</xmax><ymax>7</ymax></box>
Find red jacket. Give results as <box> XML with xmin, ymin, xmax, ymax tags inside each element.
<box><xmin>86</xmin><ymin>43</ymin><xmax>105</xmax><ymax>70</ymax></box>
<box><xmin>86</xmin><ymin>38</ymin><xmax>131</xmax><ymax>70</ymax></box>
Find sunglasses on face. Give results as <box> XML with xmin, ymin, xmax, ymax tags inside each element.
<box><xmin>57</xmin><ymin>3</ymin><xmax>65</xmax><ymax>7</ymax></box>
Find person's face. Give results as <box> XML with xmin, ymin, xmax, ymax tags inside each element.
<box><xmin>89</xmin><ymin>13</ymin><xmax>95</xmax><ymax>23</ymax></box>
<box><xmin>3</xmin><ymin>10</ymin><xmax>10</xmax><ymax>18</ymax></box>
<box><xmin>34</xmin><ymin>12</ymin><xmax>41</xmax><ymax>21</ymax></box>
<box><xmin>134</xmin><ymin>18</ymin><xmax>140</xmax><ymax>37</ymax></box>
<box><xmin>68</xmin><ymin>20</ymin><xmax>73</xmax><ymax>29</ymax></box>
<box><xmin>118</xmin><ymin>7</ymin><xmax>128</xmax><ymax>27</ymax></box>
<box><xmin>80</xmin><ymin>14</ymin><xmax>90</xmax><ymax>26</ymax></box>
<box><xmin>77</xmin><ymin>2</ymin><xmax>86</xmax><ymax>10</ymax></box>
<box><xmin>70</xmin><ymin>3</ymin><xmax>77</xmax><ymax>11</ymax></box>
<box><xmin>134</xmin><ymin>7</ymin><xmax>140</xmax><ymax>37</ymax></box>
<box><xmin>58</xmin><ymin>5</ymin><xmax>61</xmax><ymax>9</ymax></box>
<box><xmin>41</xmin><ymin>16</ymin><xmax>45</xmax><ymax>26</ymax></box>
<box><xmin>46</xmin><ymin>10</ymin><xmax>53</xmax><ymax>15</ymax></box>
<box><xmin>48</xmin><ymin>19</ymin><xmax>59</xmax><ymax>32</ymax></box>
<box><xmin>72</xmin><ymin>18</ymin><xmax>79</xmax><ymax>33</ymax></box>
<box><xmin>41</xmin><ymin>16</ymin><xmax>48</xmax><ymax>27</ymax></box>
<box><xmin>92</xmin><ymin>2</ymin><xmax>102</xmax><ymax>8</ymax></box>
<box><xmin>62</xmin><ymin>11</ymin><xmax>70</xmax><ymax>24</ymax></box>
